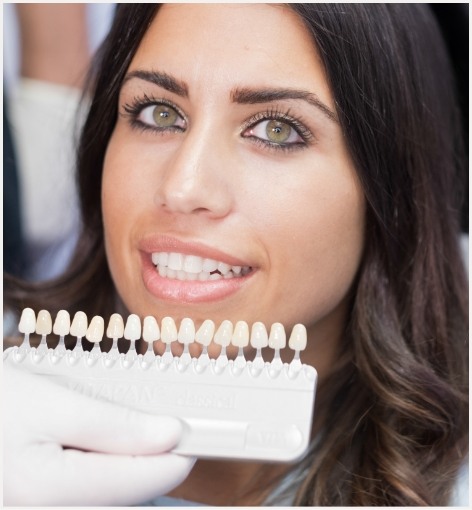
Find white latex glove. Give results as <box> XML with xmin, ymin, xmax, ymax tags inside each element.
<box><xmin>3</xmin><ymin>363</ymin><xmax>195</xmax><ymax>506</ymax></box>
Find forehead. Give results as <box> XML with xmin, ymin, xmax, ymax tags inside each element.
<box><xmin>128</xmin><ymin>4</ymin><xmax>331</xmax><ymax>102</ymax></box>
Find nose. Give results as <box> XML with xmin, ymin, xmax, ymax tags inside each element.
<box><xmin>154</xmin><ymin>126</ymin><xmax>233</xmax><ymax>218</ymax></box>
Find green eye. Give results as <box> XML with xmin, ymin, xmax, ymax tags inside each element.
<box><xmin>152</xmin><ymin>104</ymin><xmax>179</xmax><ymax>127</ymax></box>
<box><xmin>265</xmin><ymin>120</ymin><xmax>292</xmax><ymax>144</ymax></box>
<box><xmin>134</xmin><ymin>102</ymin><xmax>186</xmax><ymax>131</ymax></box>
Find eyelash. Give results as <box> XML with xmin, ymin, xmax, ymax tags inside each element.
<box><xmin>121</xmin><ymin>95</ymin><xmax>314</xmax><ymax>153</ymax></box>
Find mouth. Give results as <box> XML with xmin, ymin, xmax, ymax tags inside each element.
<box><xmin>139</xmin><ymin>238</ymin><xmax>256</xmax><ymax>304</ymax></box>
<box><xmin>151</xmin><ymin>252</ymin><xmax>253</xmax><ymax>281</ymax></box>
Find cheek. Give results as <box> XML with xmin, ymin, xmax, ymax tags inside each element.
<box><xmin>253</xmin><ymin>164</ymin><xmax>365</xmax><ymax>326</ymax></box>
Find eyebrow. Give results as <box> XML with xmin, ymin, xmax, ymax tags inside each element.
<box><xmin>231</xmin><ymin>87</ymin><xmax>338</xmax><ymax>123</ymax></box>
<box><xmin>123</xmin><ymin>69</ymin><xmax>188</xmax><ymax>97</ymax></box>
<box><xmin>122</xmin><ymin>69</ymin><xmax>338</xmax><ymax>122</ymax></box>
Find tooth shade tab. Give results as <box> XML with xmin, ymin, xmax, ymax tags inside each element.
<box><xmin>124</xmin><ymin>314</ymin><xmax>141</xmax><ymax>341</ymax></box>
<box><xmin>214</xmin><ymin>320</ymin><xmax>233</xmax><ymax>347</ymax></box>
<box><xmin>195</xmin><ymin>320</ymin><xmax>215</xmax><ymax>346</ymax></box>
<box><xmin>36</xmin><ymin>310</ymin><xmax>52</xmax><ymax>336</ymax></box>
<box><xmin>107</xmin><ymin>313</ymin><xmax>124</xmax><ymax>339</ymax></box>
<box><xmin>18</xmin><ymin>308</ymin><xmax>36</xmax><ymax>335</ymax></box>
<box><xmin>143</xmin><ymin>316</ymin><xmax>160</xmax><ymax>342</ymax></box>
<box><xmin>232</xmin><ymin>321</ymin><xmax>249</xmax><ymax>348</ymax></box>
<box><xmin>161</xmin><ymin>317</ymin><xmax>178</xmax><ymax>344</ymax></box>
<box><xmin>53</xmin><ymin>310</ymin><xmax>71</xmax><ymax>337</ymax></box>
<box><xmin>289</xmin><ymin>324</ymin><xmax>307</xmax><ymax>351</ymax></box>
<box><xmin>268</xmin><ymin>323</ymin><xmax>286</xmax><ymax>350</ymax></box>
<box><xmin>86</xmin><ymin>316</ymin><xmax>104</xmax><ymax>343</ymax></box>
<box><xmin>178</xmin><ymin>318</ymin><xmax>195</xmax><ymax>345</ymax></box>
<box><xmin>70</xmin><ymin>311</ymin><xmax>88</xmax><ymax>338</ymax></box>
<box><xmin>250</xmin><ymin>322</ymin><xmax>269</xmax><ymax>349</ymax></box>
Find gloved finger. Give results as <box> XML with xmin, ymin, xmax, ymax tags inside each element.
<box><xmin>19</xmin><ymin>371</ymin><xmax>185</xmax><ymax>455</ymax></box>
<box><xmin>8</xmin><ymin>447</ymin><xmax>196</xmax><ymax>506</ymax></box>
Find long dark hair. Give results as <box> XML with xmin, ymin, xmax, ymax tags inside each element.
<box><xmin>5</xmin><ymin>4</ymin><xmax>468</xmax><ymax>505</ymax></box>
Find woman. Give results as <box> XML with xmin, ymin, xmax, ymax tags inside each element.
<box><xmin>4</xmin><ymin>3</ymin><xmax>468</xmax><ymax>506</ymax></box>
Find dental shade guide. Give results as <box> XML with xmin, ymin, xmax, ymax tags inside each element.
<box><xmin>5</xmin><ymin>308</ymin><xmax>318</xmax><ymax>463</ymax></box>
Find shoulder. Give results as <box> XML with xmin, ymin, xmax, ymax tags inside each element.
<box><xmin>449</xmin><ymin>459</ymin><xmax>469</xmax><ymax>506</ymax></box>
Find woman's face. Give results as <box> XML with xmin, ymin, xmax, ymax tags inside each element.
<box><xmin>102</xmin><ymin>4</ymin><xmax>365</xmax><ymax>375</ymax></box>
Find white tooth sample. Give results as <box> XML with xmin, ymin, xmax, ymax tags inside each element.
<box><xmin>288</xmin><ymin>324</ymin><xmax>307</xmax><ymax>373</ymax></box>
<box><xmin>251</xmin><ymin>322</ymin><xmax>268</xmax><ymax>370</ymax></box>
<box><xmin>214</xmin><ymin>320</ymin><xmax>233</xmax><ymax>347</ymax></box>
<box><xmin>269</xmin><ymin>323</ymin><xmax>286</xmax><ymax>370</ymax></box>
<box><xmin>232</xmin><ymin>321</ymin><xmax>249</xmax><ymax>370</ymax></box>
<box><xmin>19</xmin><ymin>308</ymin><xmax>36</xmax><ymax>334</ymax></box>
<box><xmin>52</xmin><ymin>310</ymin><xmax>71</xmax><ymax>353</ymax></box>
<box><xmin>178</xmin><ymin>318</ymin><xmax>195</xmax><ymax>344</ymax></box>
<box><xmin>288</xmin><ymin>324</ymin><xmax>307</xmax><ymax>351</ymax></box>
<box><xmin>250</xmin><ymin>322</ymin><xmax>269</xmax><ymax>349</ymax></box>
<box><xmin>124</xmin><ymin>314</ymin><xmax>141</xmax><ymax>359</ymax></box>
<box><xmin>161</xmin><ymin>317</ymin><xmax>178</xmax><ymax>344</ymax></box>
<box><xmin>183</xmin><ymin>254</ymin><xmax>203</xmax><ymax>273</ymax></box>
<box><xmin>214</xmin><ymin>320</ymin><xmax>233</xmax><ymax>370</ymax></box>
<box><xmin>53</xmin><ymin>310</ymin><xmax>71</xmax><ymax>336</ymax></box>
<box><xmin>202</xmin><ymin>258</ymin><xmax>218</xmax><ymax>273</ymax></box>
<box><xmin>151</xmin><ymin>253</ymin><xmax>160</xmax><ymax>265</ymax></box>
<box><xmin>232</xmin><ymin>321</ymin><xmax>249</xmax><ymax>348</ymax></box>
<box><xmin>217</xmin><ymin>262</ymin><xmax>231</xmax><ymax>275</ymax></box>
<box><xmin>86</xmin><ymin>316</ymin><xmax>104</xmax><ymax>343</ymax></box>
<box><xmin>268</xmin><ymin>323</ymin><xmax>286</xmax><ymax>349</ymax></box>
<box><xmin>106</xmin><ymin>313</ymin><xmax>124</xmax><ymax>340</ymax></box>
<box><xmin>142</xmin><ymin>316</ymin><xmax>160</xmax><ymax>358</ymax></box>
<box><xmin>168</xmin><ymin>252</ymin><xmax>183</xmax><ymax>271</ymax></box>
<box><xmin>161</xmin><ymin>317</ymin><xmax>177</xmax><ymax>363</ymax></box>
<box><xmin>36</xmin><ymin>309</ymin><xmax>52</xmax><ymax>335</ymax></box>
<box><xmin>70</xmin><ymin>311</ymin><xmax>88</xmax><ymax>351</ymax></box>
<box><xmin>143</xmin><ymin>316</ymin><xmax>160</xmax><ymax>342</ymax></box>
<box><xmin>195</xmin><ymin>319</ymin><xmax>215</xmax><ymax>346</ymax></box>
<box><xmin>124</xmin><ymin>314</ymin><xmax>141</xmax><ymax>341</ymax></box>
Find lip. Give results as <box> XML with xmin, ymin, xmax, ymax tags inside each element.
<box><xmin>139</xmin><ymin>235</ymin><xmax>256</xmax><ymax>304</ymax></box>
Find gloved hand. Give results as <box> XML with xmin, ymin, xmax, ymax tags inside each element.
<box><xmin>4</xmin><ymin>363</ymin><xmax>195</xmax><ymax>506</ymax></box>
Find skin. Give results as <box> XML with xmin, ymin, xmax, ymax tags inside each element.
<box><xmin>102</xmin><ymin>4</ymin><xmax>365</xmax><ymax>504</ymax></box>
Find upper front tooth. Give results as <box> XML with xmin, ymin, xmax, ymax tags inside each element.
<box><xmin>202</xmin><ymin>258</ymin><xmax>218</xmax><ymax>272</ymax></box>
<box><xmin>168</xmin><ymin>252</ymin><xmax>184</xmax><ymax>271</ymax></box>
<box><xmin>151</xmin><ymin>253</ymin><xmax>160</xmax><ymax>265</ymax></box>
<box><xmin>217</xmin><ymin>262</ymin><xmax>231</xmax><ymax>275</ymax></box>
<box><xmin>183</xmin><ymin>255</ymin><xmax>203</xmax><ymax>273</ymax></box>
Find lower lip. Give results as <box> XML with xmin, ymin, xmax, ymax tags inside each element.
<box><xmin>140</xmin><ymin>252</ymin><xmax>254</xmax><ymax>304</ymax></box>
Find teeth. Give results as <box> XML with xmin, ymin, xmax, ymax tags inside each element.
<box><xmin>268</xmin><ymin>323</ymin><xmax>286</xmax><ymax>349</ymax></box>
<box><xmin>36</xmin><ymin>310</ymin><xmax>52</xmax><ymax>336</ymax></box>
<box><xmin>195</xmin><ymin>319</ymin><xmax>215</xmax><ymax>346</ymax></box>
<box><xmin>106</xmin><ymin>313</ymin><xmax>124</xmax><ymax>339</ymax></box>
<box><xmin>151</xmin><ymin>252</ymin><xmax>250</xmax><ymax>281</ymax></box>
<box><xmin>232</xmin><ymin>321</ymin><xmax>249</xmax><ymax>347</ymax></box>
<box><xmin>70</xmin><ymin>311</ymin><xmax>88</xmax><ymax>338</ymax></box>
<box><xmin>124</xmin><ymin>314</ymin><xmax>141</xmax><ymax>341</ymax></box>
<box><xmin>86</xmin><ymin>316</ymin><xmax>104</xmax><ymax>343</ymax></box>
<box><xmin>53</xmin><ymin>310</ymin><xmax>71</xmax><ymax>337</ymax></box>
<box><xmin>143</xmin><ymin>316</ymin><xmax>160</xmax><ymax>342</ymax></box>
<box><xmin>288</xmin><ymin>324</ymin><xmax>307</xmax><ymax>351</ymax></box>
<box><xmin>161</xmin><ymin>316</ymin><xmax>178</xmax><ymax>344</ymax></box>
<box><xmin>178</xmin><ymin>318</ymin><xmax>195</xmax><ymax>344</ymax></box>
<box><xmin>250</xmin><ymin>322</ymin><xmax>269</xmax><ymax>349</ymax></box>
<box><xmin>214</xmin><ymin>320</ymin><xmax>233</xmax><ymax>346</ymax></box>
<box><xmin>18</xmin><ymin>308</ymin><xmax>36</xmax><ymax>335</ymax></box>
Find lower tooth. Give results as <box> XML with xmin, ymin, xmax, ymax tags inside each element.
<box><xmin>209</xmin><ymin>273</ymin><xmax>222</xmax><ymax>281</ymax></box>
<box><xmin>224</xmin><ymin>272</ymin><xmax>234</xmax><ymax>279</ymax></box>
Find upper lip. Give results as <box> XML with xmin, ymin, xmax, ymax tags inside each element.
<box><xmin>138</xmin><ymin>234</ymin><xmax>254</xmax><ymax>268</ymax></box>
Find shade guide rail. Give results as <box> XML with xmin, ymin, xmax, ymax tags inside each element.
<box><xmin>7</xmin><ymin>308</ymin><xmax>317</xmax><ymax>462</ymax></box>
